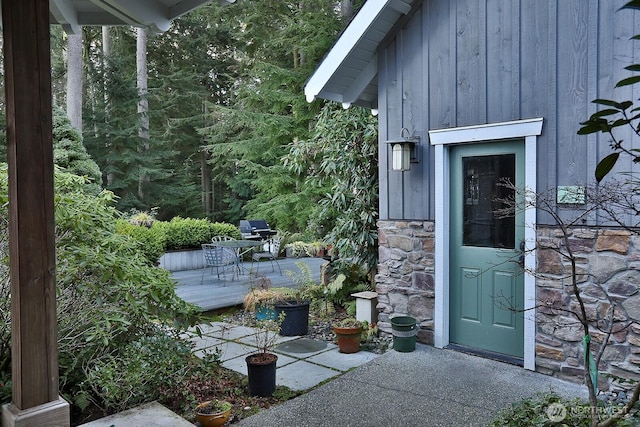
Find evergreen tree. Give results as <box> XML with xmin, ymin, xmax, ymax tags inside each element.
<box><xmin>52</xmin><ymin>106</ymin><xmax>102</xmax><ymax>194</ymax></box>
<box><xmin>146</xmin><ymin>3</ymin><xmax>238</xmax><ymax>220</ymax></box>
<box><xmin>200</xmin><ymin>0</ymin><xmax>346</xmax><ymax>230</ymax></box>
<box><xmin>83</xmin><ymin>27</ymin><xmax>141</xmax><ymax>209</ymax></box>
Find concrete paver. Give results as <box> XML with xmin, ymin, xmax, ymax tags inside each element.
<box><xmin>78</xmin><ymin>401</ymin><xmax>193</xmax><ymax>427</ymax></box>
<box><xmin>236</xmin><ymin>331</ymin><xmax>299</xmax><ymax>347</ymax></box>
<box><xmin>210</xmin><ymin>341</ymin><xmax>254</xmax><ymax>362</ymax></box>
<box><xmin>187</xmin><ymin>321</ymin><xmax>228</xmax><ymax>336</ymax></box>
<box><xmin>275</xmin><ymin>360</ymin><xmax>341</xmax><ymax>391</ymax></box>
<box><xmin>306</xmin><ymin>347</ymin><xmax>379</xmax><ymax>372</ymax></box>
<box><xmin>220</xmin><ymin>325</ymin><xmax>259</xmax><ymax>340</ymax></box>
<box><xmin>273</xmin><ymin>338</ymin><xmax>337</xmax><ymax>358</ymax></box>
<box><xmin>190</xmin><ymin>335</ymin><xmax>222</xmax><ymax>351</ymax></box>
<box><xmin>190</xmin><ymin>322</ymin><xmax>379</xmax><ymax>394</ymax></box>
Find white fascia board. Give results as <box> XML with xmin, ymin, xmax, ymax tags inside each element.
<box><xmin>51</xmin><ymin>0</ymin><xmax>80</xmax><ymax>34</ymax></box>
<box><xmin>305</xmin><ymin>0</ymin><xmax>391</xmax><ymax>103</ymax></box>
<box><xmin>429</xmin><ymin>118</ymin><xmax>543</xmax><ymax>145</ymax></box>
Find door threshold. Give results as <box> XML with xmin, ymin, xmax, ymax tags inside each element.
<box><xmin>445</xmin><ymin>343</ymin><xmax>523</xmax><ymax>367</ymax></box>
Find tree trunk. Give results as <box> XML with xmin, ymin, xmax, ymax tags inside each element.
<box><xmin>102</xmin><ymin>26</ymin><xmax>115</xmax><ymax>187</ymax></box>
<box><xmin>102</xmin><ymin>26</ymin><xmax>110</xmax><ymax>57</ymax></box>
<box><xmin>341</xmin><ymin>0</ymin><xmax>353</xmax><ymax>20</ymax></box>
<box><xmin>66</xmin><ymin>32</ymin><xmax>83</xmax><ymax>131</ymax></box>
<box><xmin>136</xmin><ymin>27</ymin><xmax>149</xmax><ymax>201</ymax></box>
<box><xmin>201</xmin><ymin>152</ymin><xmax>213</xmax><ymax>218</ymax></box>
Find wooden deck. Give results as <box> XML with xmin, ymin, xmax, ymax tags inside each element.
<box><xmin>171</xmin><ymin>257</ymin><xmax>328</xmax><ymax>311</ymax></box>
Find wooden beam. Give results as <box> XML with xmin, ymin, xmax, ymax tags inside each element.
<box><xmin>1</xmin><ymin>0</ymin><xmax>69</xmax><ymax>425</ymax></box>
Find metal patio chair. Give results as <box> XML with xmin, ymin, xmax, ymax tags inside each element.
<box><xmin>251</xmin><ymin>236</ymin><xmax>283</xmax><ymax>274</ymax></box>
<box><xmin>201</xmin><ymin>243</ymin><xmax>238</xmax><ymax>284</ymax></box>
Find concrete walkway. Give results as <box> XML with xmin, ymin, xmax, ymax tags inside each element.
<box><xmin>236</xmin><ymin>343</ymin><xmax>589</xmax><ymax>427</ymax></box>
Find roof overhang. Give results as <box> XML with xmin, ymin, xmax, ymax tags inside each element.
<box><xmin>304</xmin><ymin>0</ymin><xmax>414</xmax><ymax>110</ymax></box>
<box><xmin>1</xmin><ymin>0</ymin><xmax>235</xmax><ymax>35</ymax></box>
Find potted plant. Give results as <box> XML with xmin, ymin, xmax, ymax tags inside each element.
<box><xmin>245</xmin><ymin>315</ymin><xmax>283</xmax><ymax>397</ymax></box>
<box><xmin>284</xmin><ymin>241</ymin><xmax>311</xmax><ymax>258</ymax></box>
<box><xmin>243</xmin><ymin>278</ymin><xmax>279</xmax><ymax>320</ymax></box>
<box><xmin>333</xmin><ymin>318</ymin><xmax>363</xmax><ymax>354</ymax></box>
<box><xmin>276</xmin><ymin>262</ymin><xmax>315</xmax><ymax>336</ymax></box>
<box><xmin>194</xmin><ymin>399</ymin><xmax>232</xmax><ymax>427</ymax></box>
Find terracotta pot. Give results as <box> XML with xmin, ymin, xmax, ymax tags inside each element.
<box><xmin>333</xmin><ymin>325</ymin><xmax>363</xmax><ymax>353</ymax></box>
<box><xmin>195</xmin><ymin>400</ymin><xmax>231</xmax><ymax>427</ymax></box>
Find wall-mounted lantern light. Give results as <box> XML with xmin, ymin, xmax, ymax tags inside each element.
<box><xmin>386</xmin><ymin>127</ymin><xmax>420</xmax><ymax>171</ymax></box>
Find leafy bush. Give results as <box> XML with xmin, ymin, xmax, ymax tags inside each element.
<box><xmin>0</xmin><ymin>366</ymin><xmax>10</xmax><ymax>405</ymax></box>
<box><xmin>0</xmin><ymin>165</ymin><xmax>202</xmax><ymax>413</ymax></box>
<box><xmin>155</xmin><ymin>217</ymin><xmax>240</xmax><ymax>251</ymax></box>
<box><xmin>285</xmin><ymin>104</ymin><xmax>378</xmax><ymax>281</ymax></box>
<box><xmin>77</xmin><ymin>331</ymin><xmax>195</xmax><ymax>413</ymax></box>
<box><xmin>115</xmin><ymin>219</ymin><xmax>165</xmax><ymax>264</ymax></box>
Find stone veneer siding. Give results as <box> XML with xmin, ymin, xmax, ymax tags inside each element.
<box><xmin>376</xmin><ymin>220</ymin><xmax>640</xmax><ymax>391</ymax></box>
<box><xmin>376</xmin><ymin>220</ymin><xmax>436</xmax><ymax>344</ymax></box>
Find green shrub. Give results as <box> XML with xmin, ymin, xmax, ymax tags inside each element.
<box><xmin>77</xmin><ymin>331</ymin><xmax>195</xmax><ymax>413</ymax></box>
<box><xmin>325</xmin><ymin>263</ymin><xmax>369</xmax><ymax>308</ymax></box>
<box><xmin>155</xmin><ymin>217</ymin><xmax>240</xmax><ymax>251</ymax></box>
<box><xmin>115</xmin><ymin>219</ymin><xmax>165</xmax><ymax>264</ymax></box>
<box><xmin>0</xmin><ymin>165</ymin><xmax>202</xmax><ymax>412</ymax></box>
<box><xmin>0</xmin><ymin>371</ymin><xmax>10</xmax><ymax>405</ymax></box>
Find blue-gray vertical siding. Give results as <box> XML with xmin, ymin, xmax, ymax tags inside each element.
<box><xmin>379</xmin><ymin>0</ymin><xmax>639</xmax><ymax>224</ymax></box>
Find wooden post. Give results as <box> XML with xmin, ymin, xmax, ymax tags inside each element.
<box><xmin>1</xmin><ymin>0</ymin><xmax>70</xmax><ymax>425</ymax></box>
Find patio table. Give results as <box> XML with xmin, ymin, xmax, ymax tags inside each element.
<box><xmin>212</xmin><ymin>239</ymin><xmax>264</xmax><ymax>274</ymax></box>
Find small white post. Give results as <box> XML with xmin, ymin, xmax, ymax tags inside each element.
<box><xmin>351</xmin><ymin>291</ymin><xmax>378</xmax><ymax>324</ymax></box>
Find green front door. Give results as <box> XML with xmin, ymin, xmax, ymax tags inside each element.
<box><xmin>449</xmin><ymin>140</ymin><xmax>524</xmax><ymax>359</ymax></box>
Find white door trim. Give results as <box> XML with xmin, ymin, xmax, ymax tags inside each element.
<box><xmin>429</xmin><ymin>118</ymin><xmax>543</xmax><ymax>370</ymax></box>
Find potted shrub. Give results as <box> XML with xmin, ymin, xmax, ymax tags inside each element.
<box><xmin>276</xmin><ymin>263</ymin><xmax>315</xmax><ymax>336</ymax></box>
<box><xmin>333</xmin><ymin>318</ymin><xmax>363</xmax><ymax>354</ymax></box>
<box><xmin>284</xmin><ymin>241</ymin><xmax>311</xmax><ymax>258</ymax></box>
<box><xmin>194</xmin><ymin>399</ymin><xmax>232</xmax><ymax>427</ymax></box>
<box><xmin>245</xmin><ymin>315</ymin><xmax>282</xmax><ymax>397</ymax></box>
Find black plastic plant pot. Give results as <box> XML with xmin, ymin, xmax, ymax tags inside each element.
<box><xmin>274</xmin><ymin>300</ymin><xmax>310</xmax><ymax>336</ymax></box>
<box><xmin>245</xmin><ymin>353</ymin><xmax>278</xmax><ymax>397</ymax></box>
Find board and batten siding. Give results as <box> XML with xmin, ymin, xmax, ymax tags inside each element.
<box><xmin>379</xmin><ymin>0</ymin><xmax>639</xmax><ymax>224</ymax></box>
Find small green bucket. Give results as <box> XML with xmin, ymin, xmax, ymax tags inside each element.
<box><xmin>391</xmin><ymin>316</ymin><xmax>417</xmax><ymax>352</ymax></box>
